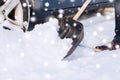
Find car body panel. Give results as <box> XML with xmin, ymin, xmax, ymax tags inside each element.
<box><xmin>42</xmin><ymin>0</ymin><xmax>111</xmax><ymax>10</ymax></box>
<box><xmin>28</xmin><ymin>0</ymin><xmax>113</xmax><ymax>30</ymax></box>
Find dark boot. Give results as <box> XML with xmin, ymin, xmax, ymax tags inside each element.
<box><xmin>95</xmin><ymin>41</ymin><xmax>120</xmax><ymax>52</ymax></box>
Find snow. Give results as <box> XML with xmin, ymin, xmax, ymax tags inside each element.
<box><xmin>0</xmin><ymin>13</ymin><xmax>120</xmax><ymax>80</ymax></box>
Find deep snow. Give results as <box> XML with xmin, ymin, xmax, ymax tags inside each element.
<box><xmin>0</xmin><ymin>13</ymin><xmax>120</xmax><ymax>80</ymax></box>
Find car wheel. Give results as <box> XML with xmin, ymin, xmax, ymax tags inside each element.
<box><xmin>0</xmin><ymin>0</ymin><xmax>30</xmax><ymax>32</ymax></box>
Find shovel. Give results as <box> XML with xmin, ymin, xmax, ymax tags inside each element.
<box><xmin>58</xmin><ymin>0</ymin><xmax>91</xmax><ymax>59</ymax></box>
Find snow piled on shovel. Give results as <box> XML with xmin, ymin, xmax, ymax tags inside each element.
<box><xmin>23</xmin><ymin>18</ymin><xmax>72</xmax><ymax>61</ymax></box>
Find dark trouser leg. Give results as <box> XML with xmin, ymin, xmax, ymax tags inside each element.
<box><xmin>113</xmin><ymin>0</ymin><xmax>120</xmax><ymax>44</ymax></box>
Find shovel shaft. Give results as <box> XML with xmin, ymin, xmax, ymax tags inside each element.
<box><xmin>73</xmin><ymin>0</ymin><xmax>91</xmax><ymax>21</ymax></box>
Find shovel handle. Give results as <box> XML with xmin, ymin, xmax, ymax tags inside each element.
<box><xmin>73</xmin><ymin>0</ymin><xmax>91</xmax><ymax>21</ymax></box>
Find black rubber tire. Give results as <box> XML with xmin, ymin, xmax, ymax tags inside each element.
<box><xmin>19</xmin><ymin>0</ymin><xmax>30</xmax><ymax>31</ymax></box>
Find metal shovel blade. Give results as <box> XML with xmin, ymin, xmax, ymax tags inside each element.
<box><xmin>58</xmin><ymin>18</ymin><xmax>84</xmax><ymax>59</ymax></box>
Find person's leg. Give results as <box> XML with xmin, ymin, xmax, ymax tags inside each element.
<box><xmin>95</xmin><ymin>0</ymin><xmax>120</xmax><ymax>52</ymax></box>
<box><xmin>113</xmin><ymin>0</ymin><xmax>120</xmax><ymax>45</ymax></box>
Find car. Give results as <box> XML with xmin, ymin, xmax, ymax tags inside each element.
<box><xmin>0</xmin><ymin>0</ymin><xmax>113</xmax><ymax>31</ymax></box>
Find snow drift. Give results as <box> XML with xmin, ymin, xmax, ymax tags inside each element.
<box><xmin>0</xmin><ymin>13</ymin><xmax>120</xmax><ymax>80</ymax></box>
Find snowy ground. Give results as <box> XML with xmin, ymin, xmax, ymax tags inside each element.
<box><xmin>0</xmin><ymin>12</ymin><xmax>120</xmax><ymax>80</ymax></box>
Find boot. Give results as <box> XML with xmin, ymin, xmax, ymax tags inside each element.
<box><xmin>95</xmin><ymin>41</ymin><xmax>120</xmax><ymax>52</ymax></box>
